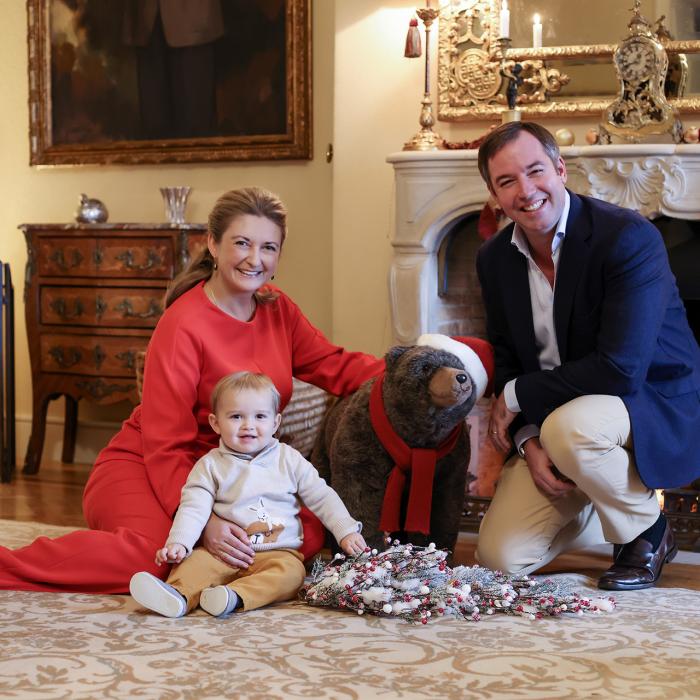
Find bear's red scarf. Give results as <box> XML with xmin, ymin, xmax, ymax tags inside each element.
<box><xmin>369</xmin><ymin>374</ymin><xmax>464</xmax><ymax>535</ymax></box>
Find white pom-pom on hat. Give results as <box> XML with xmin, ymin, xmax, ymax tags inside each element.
<box><xmin>416</xmin><ymin>334</ymin><xmax>494</xmax><ymax>401</ymax></box>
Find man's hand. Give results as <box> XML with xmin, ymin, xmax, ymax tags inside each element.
<box><xmin>201</xmin><ymin>512</ymin><xmax>255</xmax><ymax>568</ymax></box>
<box><xmin>339</xmin><ymin>532</ymin><xmax>367</xmax><ymax>556</ymax></box>
<box><xmin>156</xmin><ymin>543</ymin><xmax>187</xmax><ymax>566</ymax></box>
<box><xmin>522</xmin><ymin>437</ymin><xmax>576</xmax><ymax>499</ymax></box>
<box><xmin>488</xmin><ymin>391</ymin><xmax>517</xmax><ymax>452</ymax></box>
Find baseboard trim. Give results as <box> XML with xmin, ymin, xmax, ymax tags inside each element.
<box><xmin>14</xmin><ymin>414</ymin><xmax>121</xmax><ymax>467</ymax></box>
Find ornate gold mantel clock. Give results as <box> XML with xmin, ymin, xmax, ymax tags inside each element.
<box><xmin>600</xmin><ymin>1</ymin><xmax>682</xmax><ymax>143</ymax></box>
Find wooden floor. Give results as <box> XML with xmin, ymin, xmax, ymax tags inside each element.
<box><xmin>2</xmin><ymin>459</ymin><xmax>698</xmax><ymax>590</ymax></box>
<box><xmin>0</xmin><ymin>460</ymin><xmax>90</xmax><ymax>527</ymax></box>
<box><xmin>0</xmin><ymin>460</ymin><xmax>610</xmax><ymax>577</ymax></box>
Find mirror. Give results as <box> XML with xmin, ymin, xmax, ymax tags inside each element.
<box><xmin>437</xmin><ymin>0</ymin><xmax>700</xmax><ymax>120</ymax></box>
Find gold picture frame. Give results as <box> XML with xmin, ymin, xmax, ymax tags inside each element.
<box><xmin>437</xmin><ymin>2</ymin><xmax>700</xmax><ymax>121</ymax></box>
<box><xmin>27</xmin><ymin>0</ymin><xmax>312</xmax><ymax>165</ymax></box>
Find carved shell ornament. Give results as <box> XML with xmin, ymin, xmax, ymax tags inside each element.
<box><xmin>582</xmin><ymin>158</ymin><xmax>685</xmax><ymax>218</ymax></box>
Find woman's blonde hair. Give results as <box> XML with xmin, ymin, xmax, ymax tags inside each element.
<box><xmin>210</xmin><ymin>371</ymin><xmax>281</xmax><ymax>415</ymax></box>
<box><xmin>165</xmin><ymin>187</ymin><xmax>287</xmax><ymax>308</ymax></box>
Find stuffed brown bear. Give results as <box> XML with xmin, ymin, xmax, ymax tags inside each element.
<box><xmin>312</xmin><ymin>335</ymin><xmax>493</xmax><ymax>553</ymax></box>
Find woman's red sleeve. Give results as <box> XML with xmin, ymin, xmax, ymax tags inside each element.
<box><xmin>140</xmin><ymin>317</ymin><xmax>203</xmax><ymax>517</ymax></box>
<box><xmin>285</xmin><ymin>295</ymin><xmax>384</xmax><ymax>396</ymax></box>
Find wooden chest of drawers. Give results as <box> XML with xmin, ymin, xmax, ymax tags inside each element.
<box><xmin>21</xmin><ymin>223</ymin><xmax>207</xmax><ymax>473</ymax></box>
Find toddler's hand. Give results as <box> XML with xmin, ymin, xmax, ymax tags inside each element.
<box><xmin>155</xmin><ymin>543</ymin><xmax>186</xmax><ymax>566</ymax></box>
<box><xmin>340</xmin><ymin>532</ymin><xmax>367</xmax><ymax>556</ymax></box>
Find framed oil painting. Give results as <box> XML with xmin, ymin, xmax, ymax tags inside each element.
<box><xmin>26</xmin><ymin>0</ymin><xmax>312</xmax><ymax>165</ymax></box>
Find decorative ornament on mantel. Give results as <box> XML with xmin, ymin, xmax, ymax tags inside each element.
<box><xmin>682</xmin><ymin>125</ymin><xmax>699</xmax><ymax>144</ymax></box>
<box><xmin>494</xmin><ymin>23</ymin><xmax>523</xmax><ymax>125</ymax></box>
<box><xmin>585</xmin><ymin>127</ymin><xmax>601</xmax><ymax>145</ymax></box>
<box><xmin>555</xmin><ymin>127</ymin><xmax>575</xmax><ymax>146</ymax></box>
<box><xmin>403</xmin><ymin>6</ymin><xmax>445</xmax><ymax>151</ymax></box>
<box><xmin>301</xmin><ymin>542</ymin><xmax>615</xmax><ymax>624</ymax></box>
<box><xmin>600</xmin><ymin>0</ymin><xmax>682</xmax><ymax>144</ymax></box>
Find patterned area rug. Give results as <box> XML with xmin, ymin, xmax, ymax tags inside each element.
<box><xmin>2</xmin><ymin>520</ymin><xmax>700</xmax><ymax>700</ymax></box>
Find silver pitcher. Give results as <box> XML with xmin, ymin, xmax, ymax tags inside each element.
<box><xmin>75</xmin><ymin>194</ymin><xmax>108</xmax><ymax>223</ymax></box>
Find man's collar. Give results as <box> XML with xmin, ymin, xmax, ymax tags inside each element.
<box><xmin>510</xmin><ymin>189</ymin><xmax>571</xmax><ymax>258</ymax></box>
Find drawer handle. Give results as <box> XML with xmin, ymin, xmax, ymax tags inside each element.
<box><xmin>50</xmin><ymin>248</ymin><xmax>84</xmax><ymax>271</ymax></box>
<box><xmin>93</xmin><ymin>345</ymin><xmax>106</xmax><ymax>369</ymax></box>
<box><xmin>95</xmin><ymin>296</ymin><xmax>107</xmax><ymax>321</ymax></box>
<box><xmin>116</xmin><ymin>350</ymin><xmax>136</xmax><ymax>370</ymax></box>
<box><xmin>115</xmin><ymin>249</ymin><xmax>162</xmax><ymax>271</ymax></box>
<box><xmin>114</xmin><ymin>298</ymin><xmax>162</xmax><ymax>319</ymax></box>
<box><xmin>76</xmin><ymin>378</ymin><xmax>135</xmax><ymax>400</ymax></box>
<box><xmin>48</xmin><ymin>346</ymin><xmax>82</xmax><ymax>368</ymax></box>
<box><xmin>50</xmin><ymin>298</ymin><xmax>85</xmax><ymax>320</ymax></box>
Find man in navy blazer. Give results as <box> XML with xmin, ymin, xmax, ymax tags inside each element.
<box><xmin>474</xmin><ymin>122</ymin><xmax>700</xmax><ymax>590</ymax></box>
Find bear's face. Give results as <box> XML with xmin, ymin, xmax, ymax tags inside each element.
<box><xmin>382</xmin><ymin>345</ymin><xmax>477</xmax><ymax>440</ymax></box>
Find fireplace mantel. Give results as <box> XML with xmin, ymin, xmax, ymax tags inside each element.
<box><xmin>386</xmin><ymin>144</ymin><xmax>700</xmax><ymax>344</ymax></box>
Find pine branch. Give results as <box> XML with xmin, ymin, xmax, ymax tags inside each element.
<box><xmin>300</xmin><ymin>542</ymin><xmax>616</xmax><ymax>624</ymax></box>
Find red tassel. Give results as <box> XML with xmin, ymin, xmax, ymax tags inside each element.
<box><xmin>404</xmin><ymin>18</ymin><xmax>421</xmax><ymax>58</ymax></box>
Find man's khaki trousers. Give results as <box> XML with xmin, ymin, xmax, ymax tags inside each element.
<box><xmin>476</xmin><ymin>395</ymin><xmax>660</xmax><ymax>575</ymax></box>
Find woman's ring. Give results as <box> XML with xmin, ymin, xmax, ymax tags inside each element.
<box><xmin>491</xmin><ymin>430</ymin><xmax>498</xmax><ymax>434</ymax></box>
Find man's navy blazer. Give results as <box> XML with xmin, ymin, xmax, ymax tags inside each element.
<box><xmin>476</xmin><ymin>190</ymin><xmax>700</xmax><ymax>488</ymax></box>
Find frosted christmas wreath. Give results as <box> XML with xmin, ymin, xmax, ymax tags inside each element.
<box><xmin>300</xmin><ymin>542</ymin><xmax>616</xmax><ymax>624</ymax></box>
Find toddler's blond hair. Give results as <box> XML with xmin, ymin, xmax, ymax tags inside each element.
<box><xmin>210</xmin><ymin>371</ymin><xmax>281</xmax><ymax>414</ymax></box>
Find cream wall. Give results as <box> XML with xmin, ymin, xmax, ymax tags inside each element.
<box><xmin>0</xmin><ymin>1</ymin><xmax>337</xmax><ymax>464</ymax></box>
<box><xmin>1</xmin><ymin>0</ymin><xmax>615</xmax><ymax>467</ymax></box>
<box><xmin>331</xmin><ymin>0</ymin><xmax>600</xmax><ymax>358</ymax></box>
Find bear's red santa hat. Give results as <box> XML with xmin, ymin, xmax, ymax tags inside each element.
<box><xmin>416</xmin><ymin>334</ymin><xmax>494</xmax><ymax>402</ymax></box>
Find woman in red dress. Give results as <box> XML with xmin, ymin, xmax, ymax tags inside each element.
<box><xmin>0</xmin><ymin>187</ymin><xmax>382</xmax><ymax>592</ymax></box>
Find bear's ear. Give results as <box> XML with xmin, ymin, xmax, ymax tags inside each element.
<box><xmin>384</xmin><ymin>345</ymin><xmax>411</xmax><ymax>371</ymax></box>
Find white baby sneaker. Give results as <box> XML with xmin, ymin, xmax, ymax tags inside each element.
<box><xmin>200</xmin><ymin>585</ymin><xmax>239</xmax><ymax>617</ymax></box>
<box><xmin>130</xmin><ymin>571</ymin><xmax>186</xmax><ymax>618</ymax></box>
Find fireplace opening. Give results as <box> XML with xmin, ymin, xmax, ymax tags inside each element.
<box><xmin>654</xmin><ymin>216</ymin><xmax>700</xmax><ymax>346</ymax></box>
<box><xmin>436</xmin><ymin>212</ymin><xmax>486</xmax><ymax>338</ymax></box>
<box><xmin>436</xmin><ymin>213</ymin><xmax>505</xmax><ymax>499</ymax></box>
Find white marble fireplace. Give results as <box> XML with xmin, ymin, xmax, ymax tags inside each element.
<box><xmin>386</xmin><ymin>143</ymin><xmax>700</xmax><ymax>494</ymax></box>
<box><xmin>387</xmin><ymin>143</ymin><xmax>700</xmax><ymax>343</ymax></box>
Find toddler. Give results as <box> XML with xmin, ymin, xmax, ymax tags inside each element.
<box><xmin>130</xmin><ymin>371</ymin><xmax>365</xmax><ymax>618</ymax></box>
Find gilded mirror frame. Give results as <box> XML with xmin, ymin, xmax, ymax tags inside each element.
<box><xmin>437</xmin><ymin>2</ymin><xmax>700</xmax><ymax>121</ymax></box>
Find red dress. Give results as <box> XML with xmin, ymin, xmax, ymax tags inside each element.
<box><xmin>0</xmin><ymin>283</ymin><xmax>382</xmax><ymax>592</ymax></box>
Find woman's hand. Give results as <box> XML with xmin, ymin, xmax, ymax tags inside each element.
<box><xmin>201</xmin><ymin>512</ymin><xmax>255</xmax><ymax>568</ymax></box>
<box><xmin>156</xmin><ymin>543</ymin><xmax>186</xmax><ymax>566</ymax></box>
<box><xmin>339</xmin><ymin>532</ymin><xmax>367</xmax><ymax>556</ymax></box>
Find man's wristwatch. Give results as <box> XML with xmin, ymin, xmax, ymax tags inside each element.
<box><xmin>517</xmin><ymin>437</ymin><xmax>534</xmax><ymax>458</ymax></box>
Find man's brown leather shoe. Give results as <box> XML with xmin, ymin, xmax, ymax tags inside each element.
<box><xmin>598</xmin><ymin>521</ymin><xmax>678</xmax><ymax>591</ymax></box>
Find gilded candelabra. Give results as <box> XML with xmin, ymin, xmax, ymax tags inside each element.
<box><xmin>404</xmin><ymin>7</ymin><xmax>445</xmax><ymax>151</ymax></box>
<box><xmin>494</xmin><ymin>37</ymin><xmax>523</xmax><ymax>123</ymax></box>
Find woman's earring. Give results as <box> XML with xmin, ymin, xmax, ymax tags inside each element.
<box><xmin>213</xmin><ymin>259</ymin><xmax>218</xmax><ymax>270</ymax></box>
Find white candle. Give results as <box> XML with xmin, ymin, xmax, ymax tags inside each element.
<box><xmin>499</xmin><ymin>0</ymin><xmax>510</xmax><ymax>38</ymax></box>
<box><xmin>532</xmin><ymin>13</ymin><xmax>542</xmax><ymax>48</ymax></box>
